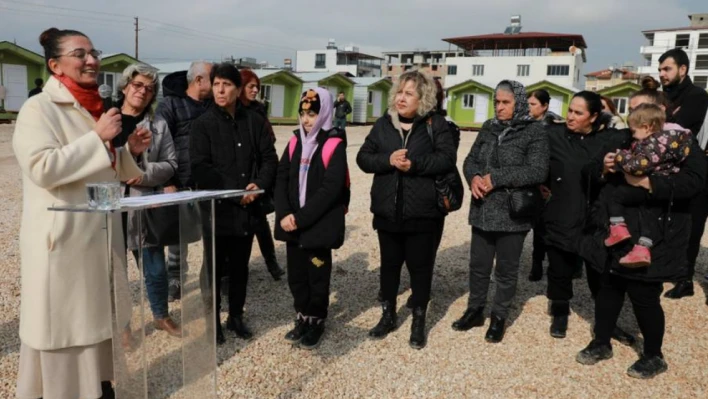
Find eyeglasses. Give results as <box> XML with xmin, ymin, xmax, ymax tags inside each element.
<box><xmin>129</xmin><ymin>81</ymin><xmax>156</xmax><ymax>94</ymax></box>
<box><xmin>58</xmin><ymin>48</ymin><xmax>103</xmax><ymax>60</ymax></box>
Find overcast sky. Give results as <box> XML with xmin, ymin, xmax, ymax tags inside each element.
<box><xmin>1</xmin><ymin>0</ymin><xmax>705</xmax><ymax>73</ymax></box>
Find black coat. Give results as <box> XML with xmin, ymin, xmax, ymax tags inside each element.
<box><xmin>356</xmin><ymin>112</ymin><xmax>456</xmax><ymax>229</ymax></box>
<box><xmin>190</xmin><ymin>104</ymin><xmax>278</xmax><ymax>236</ymax></box>
<box><xmin>274</xmin><ymin>128</ymin><xmax>348</xmax><ymax>249</ymax></box>
<box><xmin>155</xmin><ymin>71</ymin><xmax>211</xmax><ymax>188</ymax></box>
<box><xmin>665</xmin><ymin>76</ymin><xmax>708</xmax><ymax>135</ymax></box>
<box><xmin>578</xmin><ymin>132</ymin><xmax>707</xmax><ymax>282</ymax></box>
<box><xmin>542</xmin><ymin>124</ymin><xmax>630</xmax><ymax>250</ymax></box>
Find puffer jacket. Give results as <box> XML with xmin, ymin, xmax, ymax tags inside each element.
<box><xmin>463</xmin><ymin>119</ymin><xmax>549</xmax><ymax>232</ymax></box>
<box><xmin>357</xmin><ymin>111</ymin><xmax>456</xmax><ymax>229</ymax></box>
<box><xmin>155</xmin><ymin>71</ymin><xmax>211</xmax><ymax>188</ymax></box>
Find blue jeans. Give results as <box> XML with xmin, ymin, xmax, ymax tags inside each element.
<box><xmin>132</xmin><ymin>247</ymin><xmax>169</xmax><ymax>319</ymax></box>
<box><xmin>334</xmin><ymin>117</ymin><xmax>347</xmax><ymax>130</ymax></box>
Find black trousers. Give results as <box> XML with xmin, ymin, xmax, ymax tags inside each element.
<box><xmin>607</xmin><ymin>184</ymin><xmax>654</xmax><ymax>240</ymax></box>
<box><xmin>594</xmin><ymin>274</ymin><xmax>665</xmax><ymax>357</ymax></box>
<box><xmin>467</xmin><ymin>228</ymin><xmax>527</xmax><ymax>319</ymax></box>
<box><xmin>286</xmin><ymin>243</ymin><xmax>333</xmax><ymax>319</ymax></box>
<box><xmin>254</xmin><ymin>217</ymin><xmax>277</xmax><ymax>264</ymax></box>
<box><xmin>378</xmin><ymin>229</ymin><xmax>439</xmax><ymax>308</ymax></box>
<box><xmin>546</xmin><ymin>246</ymin><xmax>601</xmax><ymax>312</ymax></box>
<box><xmin>532</xmin><ymin>222</ymin><xmax>546</xmax><ymax>263</ymax></box>
<box><xmin>686</xmin><ymin>177</ymin><xmax>708</xmax><ymax>280</ymax></box>
<box><xmin>202</xmin><ymin>234</ymin><xmax>254</xmax><ymax>317</ymax></box>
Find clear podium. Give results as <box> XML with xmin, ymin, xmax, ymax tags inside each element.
<box><xmin>49</xmin><ymin>189</ymin><xmax>258</xmax><ymax>399</ymax></box>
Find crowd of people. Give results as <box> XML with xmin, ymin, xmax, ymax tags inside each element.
<box><xmin>11</xmin><ymin>26</ymin><xmax>708</xmax><ymax>398</ymax></box>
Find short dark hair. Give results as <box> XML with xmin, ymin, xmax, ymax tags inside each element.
<box><xmin>572</xmin><ymin>91</ymin><xmax>603</xmax><ymax>116</ymax></box>
<box><xmin>39</xmin><ymin>27</ymin><xmax>89</xmax><ymax>73</ymax></box>
<box><xmin>659</xmin><ymin>48</ymin><xmax>690</xmax><ymax>74</ymax></box>
<box><xmin>338</xmin><ymin>91</ymin><xmax>345</xmax><ymax>95</ymax></box>
<box><xmin>34</xmin><ymin>78</ymin><xmax>44</xmax><ymax>87</ymax></box>
<box><xmin>528</xmin><ymin>89</ymin><xmax>550</xmax><ymax>106</ymax></box>
<box><xmin>209</xmin><ymin>62</ymin><xmax>242</xmax><ymax>88</ymax></box>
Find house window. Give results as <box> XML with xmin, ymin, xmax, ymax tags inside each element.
<box><xmin>260</xmin><ymin>84</ymin><xmax>272</xmax><ymax>101</ymax></box>
<box><xmin>472</xmin><ymin>65</ymin><xmax>485</xmax><ymax>76</ymax></box>
<box><xmin>699</xmin><ymin>34</ymin><xmax>708</xmax><ymax>49</ymax></box>
<box><xmin>547</xmin><ymin>65</ymin><xmax>570</xmax><ymax>76</ymax></box>
<box><xmin>696</xmin><ymin>55</ymin><xmax>708</xmax><ymax>70</ymax></box>
<box><xmin>447</xmin><ymin>65</ymin><xmax>457</xmax><ymax>75</ymax></box>
<box><xmin>517</xmin><ymin>65</ymin><xmax>530</xmax><ymax>77</ymax></box>
<box><xmin>368</xmin><ymin>91</ymin><xmax>373</xmax><ymax>104</ymax></box>
<box><xmin>612</xmin><ymin>98</ymin><xmax>628</xmax><ymax>115</ymax></box>
<box><xmin>315</xmin><ymin>53</ymin><xmax>326</xmax><ymax>69</ymax></box>
<box><xmin>97</xmin><ymin>72</ymin><xmax>115</xmax><ymax>95</ymax></box>
<box><xmin>388</xmin><ymin>65</ymin><xmax>393</xmax><ymax>72</ymax></box>
<box><xmin>675</xmin><ymin>34</ymin><xmax>690</xmax><ymax>48</ymax></box>
<box><xmin>432</xmin><ymin>65</ymin><xmax>438</xmax><ymax>72</ymax></box>
<box><xmin>462</xmin><ymin>93</ymin><xmax>475</xmax><ymax>109</ymax></box>
<box><xmin>695</xmin><ymin>76</ymin><xmax>707</xmax><ymax>89</ymax></box>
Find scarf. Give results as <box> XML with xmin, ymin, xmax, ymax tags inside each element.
<box><xmin>56</xmin><ymin>74</ymin><xmax>116</xmax><ymax>170</ymax></box>
<box><xmin>491</xmin><ymin>80</ymin><xmax>534</xmax><ymax>143</ymax></box>
<box><xmin>298</xmin><ymin>87</ymin><xmax>333</xmax><ymax>207</ymax></box>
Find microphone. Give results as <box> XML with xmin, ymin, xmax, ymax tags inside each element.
<box><xmin>98</xmin><ymin>84</ymin><xmax>113</xmax><ymax>112</ymax></box>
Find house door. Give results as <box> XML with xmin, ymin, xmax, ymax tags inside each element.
<box><xmin>2</xmin><ymin>64</ymin><xmax>28</xmax><ymax>112</ymax></box>
<box><xmin>550</xmin><ymin>96</ymin><xmax>563</xmax><ymax>116</ymax></box>
<box><xmin>474</xmin><ymin>93</ymin><xmax>489</xmax><ymax>124</ymax></box>
<box><xmin>327</xmin><ymin>86</ymin><xmax>339</xmax><ymax>102</ymax></box>
<box><xmin>270</xmin><ymin>84</ymin><xmax>285</xmax><ymax>118</ymax></box>
<box><xmin>372</xmin><ymin>90</ymin><xmax>383</xmax><ymax>117</ymax></box>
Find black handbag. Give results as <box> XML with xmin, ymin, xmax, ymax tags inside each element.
<box><xmin>426</xmin><ymin>119</ymin><xmax>464</xmax><ymax>214</ymax></box>
<box><xmin>494</xmin><ymin>133</ymin><xmax>543</xmax><ymax>220</ymax></box>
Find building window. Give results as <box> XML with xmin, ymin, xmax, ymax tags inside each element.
<box><xmin>388</xmin><ymin>65</ymin><xmax>393</xmax><ymax>72</ymax></box>
<box><xmin>472</xmin><ymin>65</ymin><xmax>485</xmax><ymax>76</ymax></box>
<box><xmin>260</xmin><ymin>84</ymin><xmax>271</xmax><ymax>101</ymax></box>
<box><xmin>97</xmin><ymin>72</ymin><xmax>115</xmax><ymax>95</ymax></box>
<box><xmin>612</xmin><ymin>98</ymin><xmax>628</xmax><ymax>115</ymax></box>
<box><xmin>432</xmin><ymin>65</ymin><xmax>438</xmax><ymax>72</ymax></box>
<box><xmin>695</xmin><ymin>76</ymin><xmax>707</xmax><ymax>89</ymax></box>
<box><xmin>517</xmin><ymin>65</ymin><xmax>530</xmax><ymax>77</ymax></box>
<box><xmin>547</xmin><ymin>65</ymin><xmax>570</xmax><ymax>76</ymax></box>
<box><xmin>315</xmin><ymin>53</ymin><xmax>326</xmax><ymax>69</ymax></box>
<box><xmin>447</xmin><ymin>65</ymin><xmax>457</xmax><ymax>75</ymax></box>
<box><xmin>696</xmin><ymin>55</ymin><xmax>708</xmax><ymax>70</ymax></box>
<box><xmin>462</xmin><ymin>93</ymin><xmax>475</xmax><ymax>109</ymax></box>
<box><xmin>699</xmin><ymin>34</ymin><xmax>708</xmax><ymax>49</ymax></box>
<box><xmin>675</xmin><ymin>34</ymin><xmax>690</xmax><ymax>48</ymax></box>
<box><xmin>404</xmin><ymin>65</ymin><xmax>413</xmax><ymax>71</ymax></box>
<box><xmin>368</xmin><ymin>91</ymin><xmax>373</xmax><ymax>104</ymax></box>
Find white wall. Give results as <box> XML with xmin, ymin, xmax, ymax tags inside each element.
<box><xmin>444</xmin><ymin>54</ymin><xmax>582</xmax><ymax>89</ymax></box>
<box><xmin>638</xmin><ymin>29</ymin><xmax>708</xmax><ymax>85</ymax></box>
<box><xmin>296</xmin><ymin>49</ymin><xmax>379</xmax><ymax>77</ymax></box>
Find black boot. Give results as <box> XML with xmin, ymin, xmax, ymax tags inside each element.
<box><xmin>451</xmin><ymin>307</ymin><xmax>485</xmax><ymax>331</ymax></box>
<box><xmin>284</xmin><ymin>314</ymin><xmax>308</xmax><ymax>343</ymax></box>
<box><xmin>484</xmin><ymin>314</ymin><xmax>506</xmax><ymax>343</ymax></box>
<box><xmin>377</xmin><ymin>289</ymin><xmax>383</xmax><ymax>303</ymax></box>
<box><xmin>226</xmin><ymin>314</ymin><xmax>253</xmax><ymax>340</ymax></box>
<box><xmin>369</xmin><ymin>301</ymin><xmax>397</xmax><ymax>339</ymax></box>
<box><xmin>266</xmin><ymin>259</ymin><xmax>285</xmax><ymax>281</ymax></box>
<box><xmin>576</xmin><ymin>340</ymin><xmax>613</xmax><ymax>365</ymax></box>
<box><xmin>529</xmin><ymin>259</ymin><xmax>543</xmax><ymax>282</ymax></box>
<box><xmin>664</xmin><ymin>280</ymin><xmax>694</xmax><ymax>299</ymax></box>
<box><xmin>300</xmin><ymin>318</ymin><xmax>325</xmax><ymax>350</ymax></box>
<box><xmin>627</xmin><ymin>354</ymin><xmax>668</xmax><ymax>379</ymax></box>
<box><xmin>216</xmin><ymin>323</ymin><xmax>226</xmax><ymax>345</ymax></box>
<box><xmin>100</xmin><ymin>381</ymin><xmax>115</xmax><ymax>399</ymax></box>
<box><xmin>409</xmin><ymin>307</ymin><xmax>427</xmax><ymax>349</ymax></box>
<box><xmin>550</xmin><ymin>300</ymin><xmax>570</xmax><ymax>339</ymax></box>
<box><xmin>611</xmin><ymin>326</ymin><xmax>636</xmax><ymax>346</ymax></box>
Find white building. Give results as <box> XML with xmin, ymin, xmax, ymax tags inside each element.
<box><xmin>296</xmin><ymin>39</ymin><xmax>383</xmax><ymax>77</ymax></box>
<box><xmin>638</xmin><ymin>13</ymin><xmax>708</xmax><ymax>89</ymax></box>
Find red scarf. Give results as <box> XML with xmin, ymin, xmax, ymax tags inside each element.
<box><xmin>56</xmin><ymin>74</ymin><xmax>116</xmax><ymax>170</ymax></box>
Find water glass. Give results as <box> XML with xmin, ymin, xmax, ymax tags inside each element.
<box><xmin>87</xmin><ymin>182</ymin><xmax>121</xmax><ymax>210</ymax></box>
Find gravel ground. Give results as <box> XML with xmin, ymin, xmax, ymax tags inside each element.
<box><xmin>1</xmin><ymin>123</ymin><xmax>708</xmax><ymax>398</ymax></box>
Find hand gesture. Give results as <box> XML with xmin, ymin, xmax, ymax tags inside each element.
<box><xmin>280</xmin><ymin>214</ymin><xmax>298</xmax><ymax>232</ymax></box>
<box><xmin>128</xmin><ymin>127</ymin><xmax>152</xmax><ymax>156</ymax></box>
<box><xmin>603</xmin><ymin>150</ymin><xmax>619</xmax><ymax>175</ymax></box>
<box><xmin>95</xmin><ymin>108</ymin><xmax>122</xmax><ymax>142</ymax></box>
<box><xmin>240</xmin><ymin>183</ymin><xmax>261</xmax><ymax>205</ymax></box>
<box><xmin>471</xmin><ymin>175</ymin><xmax>486</xmax><ymax>200</ymax></box>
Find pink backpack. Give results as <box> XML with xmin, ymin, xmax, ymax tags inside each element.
<box><xmin>288</xmin><ymin>136</ymin><xmax>351</xmax><ymax>213</ymax></box>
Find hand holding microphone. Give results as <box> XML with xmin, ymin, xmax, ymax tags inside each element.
<box><xmin>95</xmin><ymin>84</ymin><xmax>121</xmax><ymax>142</ymax></box>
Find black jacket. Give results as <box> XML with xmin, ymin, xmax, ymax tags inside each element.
<box><xmin>155</xmin><ymin>71</ymin><xmax>211</xmax><ymax>188</ymax></box>
<box><xmin>274</xmin><ymin>128</ymin><xmax>348</xmax><ymax>249</ymax></box>
<box><xmin>243</xmin><ymin>100</ymin><xmax>276</xmax><ymax>143</ymax></box>
<box><xmin>665</xmin><ymin>76</ymin><xmax>708</xmax><ymax>135</ymax></box>
<box><xmin>190</xmin><ymin>104</ymin><xmax>278</xmax><ymax>236</ymax></box>
<box><xmin>542</xmin><ymin>124</ymin><xmax>630</xmax><ymax>250</ymax></box>
<box><xmin>334</xmin><ymin>100</ymin><xmax>352</xmax><ymax>119</ymax></box>
<box><xmin>463</xmin><ymin>119</ymin><xmax>549</xmax><ymax>232</ymax></box>
<box><xmin>356</xmin><ymin>112</ymin><xmax>456</xmax><ymax>230</ymax></box>
<box><xmin>578</xmin><ymin>131</ymin><xmax>707</xmax><ymax>282</ymax></box>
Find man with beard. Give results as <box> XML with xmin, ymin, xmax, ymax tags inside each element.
<box><xmin>657</xmin><ymin>49</ymin><xmax>708</xmax><ymax>299</ymax></box>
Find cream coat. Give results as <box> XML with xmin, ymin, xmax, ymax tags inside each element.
<box><xmin>13</xmin><ymin>76</ymin><xmax>143</xmax><ymax>351</ymax></box>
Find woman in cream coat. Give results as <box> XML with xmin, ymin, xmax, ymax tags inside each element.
<box><xmin>13</xmin><ymin>28</ymin><xmax>150</xmax><ymax>399</ymax></box>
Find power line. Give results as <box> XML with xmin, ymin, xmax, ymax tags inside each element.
<box><xmin>0</xmin><ymin>6</ymin><xmax>133</xmax><ymax>27</ymax></box>
<box><xmin>0</xmin><ymin>0</ymin><xmax>134</xmax><ymax>19</ymax></box>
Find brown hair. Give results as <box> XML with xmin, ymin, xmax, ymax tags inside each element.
<box><xmin>39</xmin><ymin>27</ymin><xmax>89</xmax><ymax>74</ymax></box>
<box><xmin>630</xmin><ymin>76</ymin><xmax>671</xmax><ymax>109</ymax></box>
<box><xmin>627</xmin><ymin>103</ymin><xmax>665</xmax><ymax>132</ymax></box>
<box><xmin>600</xmin><ymin>95</ymin><xmax>619</xmax><ymax>116</ymax></box>
<box><xmin>239</xmin><ymin>68</ymin><xmax>261</xmax><ymax>104</ymax></box>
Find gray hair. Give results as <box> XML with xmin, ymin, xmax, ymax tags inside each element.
<box><xmin>187</xmin><ymin>61</ymin><xmax>212</xmax><ymax>84</ymax></box>
<box><xmin>388</xmin><ymin>70</ymin><xmax>437</xmax><ymax>117</ymax></box>
<box><xmin>118</xmin><ymin>63</ymin><xmax>160</xmax><ymax>93</ymax></box>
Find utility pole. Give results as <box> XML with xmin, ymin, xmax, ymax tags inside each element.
<box><xmin>134</xmin><ymin>17</ymin><xmax>139</xmax><ymax>60</ymax></box>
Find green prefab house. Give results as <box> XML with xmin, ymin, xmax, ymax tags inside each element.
<box><xmin>0</xmin><ymin>41</ymin><xmax>47</xmax><ymax>119</ymax></box>
<box><xmin>352</xmin><ymin>77</ymin><xmax>392</xmax><ymax>123</ymax></box>
<box><xmin>295</xmin><ymin>72</ymin><xmax>355</xmax><ymax>123</ymax></box>
<box><xmin>445</xmin><ymin>79</ymin><xmax>495</xmax><ymax>128</ymax></box>
<box><xmin>597</xmin><ymin>82</ymin><xmax>642</xmax><ymax>117</ymax></box>
<box><xmin>525</xmin><ymin>80</ymin><xmax>577</xmax><ymax>118</ymax></box>
<box><xmin>256</xmin><ymin>70</ymin><xmax>303</xmax><ymax>124</ymax></box>
<box><xmin>98</xmin><ymin>53</ymin><xmax>148</xmax><ymax>99</ymax></box>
